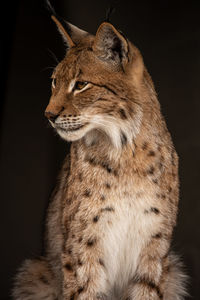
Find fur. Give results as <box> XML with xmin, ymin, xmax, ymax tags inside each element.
<box><xmin>13</xmin><ymin>10</ymin><xmax>187</xmax><ymax>300</ymax></box>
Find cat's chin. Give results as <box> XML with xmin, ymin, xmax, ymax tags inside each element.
<box><xmin>56</xmin><ymin>123</ymin><xmax>93</xmax><ymax>142</ymax></box>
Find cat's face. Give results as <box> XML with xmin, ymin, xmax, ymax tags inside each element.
<box><xmin>45</xmin><ymin>19</ymin><xmax>145</xmax><ymax>149</ymax></box>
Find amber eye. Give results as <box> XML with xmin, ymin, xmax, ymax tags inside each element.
<box><xmin>52</xmin><ymin>78</ymin><xmax>56</xmax><ymax>89</ymax></box>
<box><xmin>74</xmin><ymin>81</ymin><xmax>88</xmax><ymax>91</ymax></box>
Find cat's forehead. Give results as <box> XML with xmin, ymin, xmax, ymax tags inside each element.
<box><xmin>54</xmin><ymin>43</ymin><xmax>94</xmax><ymax>80</ymax></box>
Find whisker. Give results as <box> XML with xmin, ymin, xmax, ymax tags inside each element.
<box><xmin>47</xmin><ymin>48</ymin><xmax>59</xmax><ymax>64</ymax></box>
<box><xmin>40</xmin><ymin>66</ymin><xmax>56</xmax><ymax>73</ymax></box>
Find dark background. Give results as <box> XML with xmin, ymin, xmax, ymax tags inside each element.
<box><xmin>0</xmin><ymin>0</ymin><xmax>199</xmax><ymax>299</ymax></box>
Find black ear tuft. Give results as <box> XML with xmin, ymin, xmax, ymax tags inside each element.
<box><xmin>45</xmin><ymin>1</ymin><xmax>90</xmax><ymax>48</ymax></box>
<box><xmin>45</xmin><ymin>0</ymin><xmax>71</xmax><ymax>44</ymax></box>
<box><xmin>105</xmin><ymin>6</ymin><xmax>116</xmax><ymax>22</ymax></box>
<box><xmin>45</xmin><ymin>0</ymin><xmax>57</xmax><ymax>17</ymax></box>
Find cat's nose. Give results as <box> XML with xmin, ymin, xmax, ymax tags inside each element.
<box><xmin>45</xmin><ymin>111</ymin><xmax>59</xmax><ymax>122</ymax></box>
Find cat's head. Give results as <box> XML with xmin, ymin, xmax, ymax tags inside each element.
<box><xmin>45</xmin><ymin>12</ymin><xmax>153</xmax><ymax>149</ymax></box>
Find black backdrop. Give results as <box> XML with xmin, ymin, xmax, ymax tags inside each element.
<box><xmin>0</xmin><ymin>0</ymin><xmax>199</xmax><ymax>299</ymax></box>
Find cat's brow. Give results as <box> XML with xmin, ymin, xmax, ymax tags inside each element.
<box><xmin>68</xmin><ymin>79</ymin><xmax>76</xmax><ymax>93</ymax></box>
<box><xmin>67</xmin><ymin>69</ymin><xmax>83</xmax><ymax>93</ymax></box>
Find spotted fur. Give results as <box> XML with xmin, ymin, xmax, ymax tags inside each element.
<box><xmin>13</xmin><ymin>11</ymin><xmax>187</xmax><ymax>300</ymax></box>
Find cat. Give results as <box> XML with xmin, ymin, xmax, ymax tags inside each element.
<box><xmin>12</xmin><ymin>6</ymin><xmax>187</xmax><ymax>300</ymax></box>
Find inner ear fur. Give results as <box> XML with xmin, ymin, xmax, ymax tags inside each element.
<box><xmin>93</xmin><ymin>22</ymin><xmax>144</xmax><ymax>83</ymax></box>
<box><xmin>93</xmin><ymin>22</ymin><xmax>129</xmax><ymax>68</ymax></box>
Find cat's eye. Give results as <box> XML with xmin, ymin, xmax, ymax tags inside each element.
<box><xmin>52</xmin><ymin>78</ymin><xmax>56</xmax><ymax>89</ymax></box>
<box><xmin>74</xmin><ymin>81</ymin><xmax>88</xmax><ymax>91</ymax></box>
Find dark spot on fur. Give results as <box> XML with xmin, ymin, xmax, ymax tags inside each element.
<box><xmin>152</xmin><ymin>178</ymin><xmax>158</xmax><ymax>184</ymax></box>
<box><xmin>93</xmin><ymin>215</ymin><xmax>99</xmax><ymax>223</ymax></box>
<box><xmin>142</xmin><ymin>142</ymin><xmax>148</xmax><ymax>150</ymax></box>
<box><xmin>100</xmin><ymin>194</ymin><xmax>106</xmax><ymax>201</ymax></box>
<box><xmin>87</xmin><ymin>238</ymin><xmax>97</xmax><ymax>247</ymax></box>
<box><xmin>101</xmin><ymin>162</ymin><xmax>112</xmax><ymax>173</ymax></box>
<box><xmin>113</xmin><ymin>169</ymin><xmax>118</xmax><ymax>176</ymax></box>
<box><xmin>147</xmin><ymin>282</ymin><xmax>163</xmax><ymax>299</ymax></box>
<box><xmin>66</xmin><ymin>198</ymin><xmax>72</xmax><ymax>205</ymax></box>
<box><xmin>83</xmin><ymin>189</ymin><xmax>92</xmax><ymax>197</ymax></box>
<box><xmin>120</xmin><ymin>97</ymin><xmax>128</xmax><ymax>101</ymax></box>
<box><xmin>120</xmin><ymin>131</ymin><xmax>127</xmax><ymax>146</ymax></box>
<box><xmin>150</xmin><ymin>207</ymin><xmax>160</xmax><ymax>214</ymax></box>
<box><xmin>99</xmin><ymin>259</ymin><xmax>105</xmax><ymax>268</ymax></box>
<box><xmin>78</xmin><ymin>237</ymin><xmax>83</xmax><ymax>243</ymax></box>
<box><xmin>119</xmin><ymin>108</ymin><xmax>127</xmax><ymax>119</ymax></box>
<box><xmin>161</xmin><ymin>194</ymin><xmax>166</xmax><ymax>199</ymax></box>
<box><xmin>78</xmin><ymin>287</ymin><xmax>84</xmax><ymax>294</ymax></box>
<box><xmin>147</xmin><ymin>166</ymin><xmax>155</xmax><ymax>175</ymax></box>
<box><xmin>105</xmin><ymin>183</ymin><xmax>111</xmax><ymax>189</ymax></box>
<box><xmin>87</xmin><ymin>156</ymin><xmax>96</xmax><ymax>165</ymax></box>
<box><xmin>78</xmin><ymin>173</ymin><xmax>83</xmax><ymax>182</ymax></box>
<box><xmin>157</xmin><ymin>145</ymin><xmax>161</xmax><ymax>152</ymax></box>
<box><xmin>70</xmin><ymin>293</ymin><xmax>76</xmax><ymax>300</ymax></box>
<box><xmin>136</xmin><ymin>278</ymin><xmax>163</xmax><ymax>299</ymax></box>
<box><xmin>168</xmin><ymin>186</ymin><xmax>172</xmax><ymax>193</ymax></box>
<box><xmin>78</xmin><ymin>259</ymin><xmax>83</xmax><ymax>266</ymax></box>
<box><xmin>67</xmin><ymin>247</ymin><xmax>72</xmax><ymax>255</ymax></box>
<box><xmin>148</xmin><ymin>150</ymin><xmax>155</xmax><ymax>156</ymax></box>
<box><xmin>65</xmin><ymin>263</ymin><xmax>73</xmax><ymax>271</ymax></box>
<box><xmin>153</xmin><ymin>233</ymin><xmax>162</xmax><ymax>239</ymax></box>
<box><xmin>39</xmin><ymin>275</ymin><xmax>49</xmax><ymax>285</ymax></box>
<box><xmin>101</xmin><ymin>206</ymin><xmax>114</xmax><ymax>212</ymax></box>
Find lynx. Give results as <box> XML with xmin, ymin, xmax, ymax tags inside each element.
<box><xmin>13</xmin><ymin>7</ymin><xmax>187</xmax><ymax>300</ymax></box>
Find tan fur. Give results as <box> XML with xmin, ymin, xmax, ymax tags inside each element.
<box><xmin>13</xmin><ymin>16</ymin><xmax>187</xmax><ymax>300</ymax></box>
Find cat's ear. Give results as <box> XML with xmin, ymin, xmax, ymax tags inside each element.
<box><xmin>46</xmin><ymin>0</ymin><xmax>88</xmax><ymax>47</ymax></box>
<box><xmin>51</xmin><ymin>16</ymin><xmax>89</xmax><ymax>48</ymax></box>
<box><xmin>51</xmin><ymin>15</ymin><xmax>74</xmax><ymax>47</ymax></box>
<box><xmin>93</xmin><ymin>22</ymin><xmax>129</xmax><ymax>68</ymax></box>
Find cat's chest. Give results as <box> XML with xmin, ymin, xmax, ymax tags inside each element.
<box><xmin>63</xmin><ymin>159</ymin><xmax>161</xmax><ymax>288</ymax></box>
<box><xmin>100</xmin><ymin>188</ymin><xmax>160</xmax><ymax>292</ymax></box>
<box><xmin>67</xmin><ymin>163</ymin><xmax>159</xmax><ymax>245</ymax></box>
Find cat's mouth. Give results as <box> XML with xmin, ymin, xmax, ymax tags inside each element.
<box><xmin>49</xmin><ymin>119</ymin><xmax>92</xmax><ymax>142</ymax></box>
<box><xmin>56</xmin><ymin>124</ymin><xmax>86</xmax><ymax>132</ymax></box>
